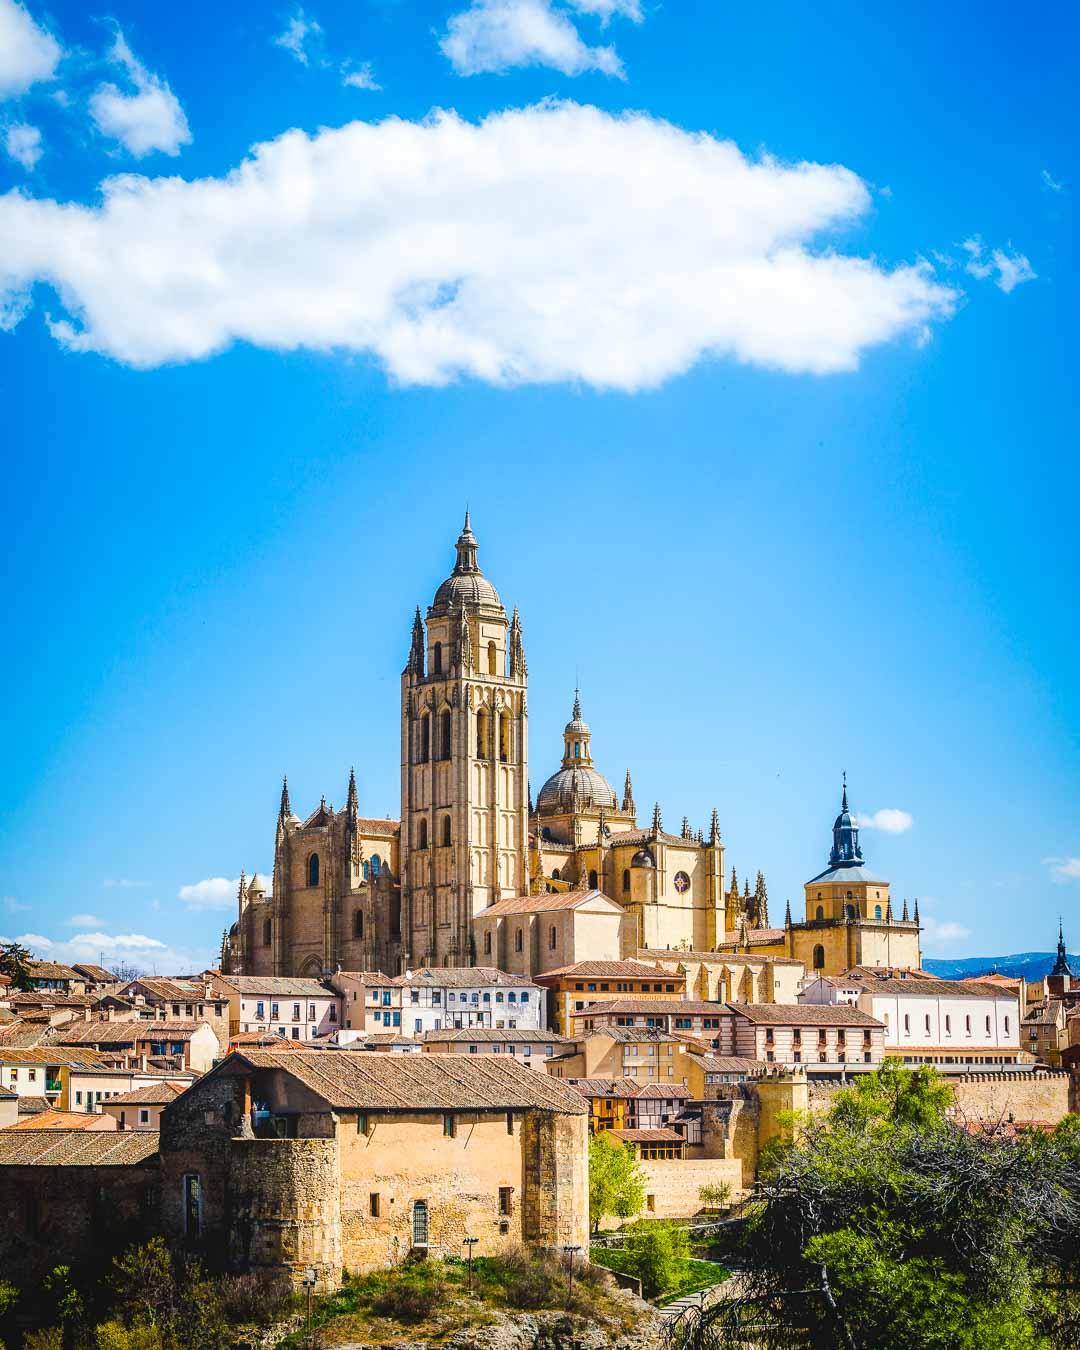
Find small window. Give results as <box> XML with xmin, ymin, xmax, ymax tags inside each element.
<box><xmin>622</xmin><ymin>869</ymin><xmax>630</xmax><ymax>892</ymax></box>
<box><xmin>506</xmin><ymin>1112</ymin><xmax>514</xmax><ymax>1134</ymax></box>
<box><xmin>419</xmin><ymin>819</ymin><xmax>428</xmax><ymax>850</ymax></box>
<box><xmin>812</xmin><ymin>944</ymin><xmax>825</xmax><ymax>970</ymax></box>
<box><xmin>433</xmin><ymin>641</ymin><xmax>443</xmax><ymax>675</ymax></box>
<box><xmin>498</xmin><ymin>1186</ymin><xmax>513</xmax><ymax>1216</ymax></box>
<box><xmin>552</xmin><ymin>869</ymin><xmax>560</xmax><ymax>881</ymax></box>
<box><xmin>484</xmin><ymin>930</ymin><xmax>492</xmax><ymax>955</ymax></box>
<box><xmin>412</xmin><ymin>1199</ymin><xmax>429</xmax><ymax>1246</ymax></box>
<box><xmin>263</xmin><ymin>920</ymin><xmax>272</xmax><ymax>946</ymax></box>
<box><xmin>588</xmin><ymin>870</ymin><xmax>598</xmax><ymax>890</ymax></box>
<box><xmin>420</xmin><ymin>713</ymin><xmax>431</xmax><ymax>761</ymax></box>
<box><xmin>815</xmin><ymin>905</ymin><xmax>824</xmax><ymax>920</ymax></box>
<box><xmin>357</xmin><ymin>1112</ymin><xmax>369</xmax><ymax>1135</ymax></box>
<box><xmin>442</xmin><ymin>815</ymin><xmax>452</xmax><ymax>847</ymax></box>
<box><xmin>515</xmin><ymin>928</ymin><xmax>523</xmax><ymax>953</ymax></box>
<box><xmin>487</xmin><ymin>640</ymin><xmax>497</xmax><ymax>675</ymax></box>
<box><xmin>874</xmin><ymin>905</ymin><xmax>882</xmax><ymax>919</ymax></box>
<box><xmin>139</xmin><ymin>1108</ymin><xmax>150</xmax><ymax>1125</ymax></box>
<box><xmin>548</xmin><ymin>925</ymin><xmax>556</xmax><ymax>951</ymax></box>
<box><xmin>308</xmin><ymin>853</ymin><xmax>320</xmax><ymax>887</ymax></box>
<box><xmin>440</xmin><ymin>710</ymin><xmax>451</xmax><ymax>760</ymax></box>
<box><xmin>370</xmin><ymin>1193</ymin><xmax>380</xmax><ymax>1217</ymax></box>
<box><xmin>354</xmin><ymin>910</ymin><xmax>364</xmax><ymax>939</ymax></box>
<box><xmin>443</xmin><ymin>1114</ymin><xmax>456</xmax><ymax>1138</ymax></box>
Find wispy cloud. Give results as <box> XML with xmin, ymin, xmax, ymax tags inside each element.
<box><xmin>89</xmin><ymin>30</ymin><xmax>191</xmax><ymax>158</ymax></box>
<box><xmin>69</xmin><ymin>913</ymin><xmax>103</xmax><ymax>927</ymax></box>
<box><xmin>4</xmin><ymin>122</ymin><xmax>43</xmax><ymax>170</ymax></box>
<box><xmin>274</xmin><ymin>8</ymin><xmax>323</xmax><ymax>66</ymax></box>
<box><xmin>920</xmin><ymin>915</ymin><xmax>972</xmax><ymax>947</ymax></box>
<box><xmin>962</xmin><ymin>236</ymin><xmax>1036</xmax><ymax>294</ymax></box>
<box><xmin>0</xmin><ymin>104</ymin><xmax>958</xmax><ymax>387</ymax></box>
<box><xmin>3</xmin><ymin>895</ymin><xmax>30</xmax><ymax>914</ymax></box>
<box><xmin>855</xmin><ymin>808</ymin><xmax>914</xmax><ymax>834</ymax></box>
<box><xmin>1044</xmin><ymin>856</ymin><xmax>1080</xmax><ymax>882</ymax></box>
<box><xmin>1041</xmin><ymin>168</ymin><xmax>1064</xmax><ymax>194</ymax></box>
<box><xmin>178</xmin><ymin>876</ymin><xmax>243</xmax><ymax>911</ymax></box>
<box><xmin>341</xmin><ymin>61</ymin><xmax>381</xmax><ymax>91</ymax></box>
<box><xmin>0</xmin><ymin>0</ymin><xmax>62</xmax><ymax>99</ymax></box>
<box><xmin>7</xmin><ymin>928</ymin><xmax>213</xmax><ymax>975</ymax></box>
<box><xmin>441</xmin><ymin>0</ymin><xmax>626</xmax><ymax>79</ymax></box>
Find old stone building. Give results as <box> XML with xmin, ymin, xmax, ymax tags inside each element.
<box><xmin>158</xmin><ymin>1048</ymin><xmax>589</xmax><ymax>1287</ymax></box>
<box><xmin>223</xmin><ymin>515</ymin><xmax>730</xmax><ymax>978</ymax></box>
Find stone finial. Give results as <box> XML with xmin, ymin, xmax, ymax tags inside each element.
<box><xmin>709</xmin><ymin>808</ymin><xmax>721</xmax><ymax>846</ymax></box>
<box><xmin>902</xmin><ymin>898</ymin><xmax>910</xmax><ymax>921</ymax></box>
<box><xmin>622</xmin><ymin>770</ymin><xmax>635</xmax><ymax>815</ymax></box>
<box><xmin>652</xmin><ymin>802</ymin><xmax>662</xmax><ymax>834</ymax></box>
<box><xmin>279</xmin><ymin>776</ymin><xmax>291</xmax><ymax>820</ymax></box>
<box><xmin>347</xmin><ymin>766</ymin><xmax>358</xmax><ymax>815</ymax></box>
<box><xmin>681</xmin><ymin>816</ymin><xmax>691</xmax><ymax>839</ymax></box>
<box><xmin>784</xmin><ymin>899</ymin><xmax>792</xmax><ymax>928</ymax></box>
<box><xmin>913</xmin><ymin>897</ymin><xmax>920</xmax><ymax>924</ymax></box>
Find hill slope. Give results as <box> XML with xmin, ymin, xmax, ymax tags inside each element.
<box><xmin>923</xmin><ymin>951</ymin><xmax>1079</xmax><ymax>981</ymax></box>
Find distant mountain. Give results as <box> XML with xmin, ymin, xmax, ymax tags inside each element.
<box><xmin>923</xmin><ymin>952</ymin><xmax>1079</xmax><ymax>982</ymax></box>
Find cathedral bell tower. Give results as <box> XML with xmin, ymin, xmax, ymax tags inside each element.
<box><xmin>400</xmin><ymin>514</ymin><xmax>529</xmax><ymax>969</ymax></box>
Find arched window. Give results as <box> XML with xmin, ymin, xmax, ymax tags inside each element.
<box><xmin>362</xmin><ymin>861</ymin><xmax>370</xmax><ymax>882</ymax></box>
<box><xmin>263</xmin><ymin>919</ymin><xmax>272</xmax><ymax>946</ymax></box>
<box><xmin>433</xmin><ymin>641</ymin><xmax>443</xmax><ymax>675</ymax></box>
<box><xmin>439</xmin><ymin>710</ymin><xmax>451</xmax><ymax>759</ymax></box>
<box><xmin>371</xmin><ymin>854</ymin><xmax>381</xmax><ymax>877</ymax></box>
<box><xmin>574</xmin><ymin>743</ymin><xmax>580</xmax><ymax>758</ymax></box>
<box><xmin>846</xmin><ymin>891</ymin><xmax>853</xmax><ymax>900</ymax></box>
<box><xmin>552</xmin><ymin>868</ymin><xmax>560</xmax><ymax>881</ymax></box>
<box><xmin>487</xmin><ymin>641</ymin><xmax>497</xmax><ymax>675</ymax></box>
<box><xmin>476</xmin><ymin>708</ymin><xmax>490</xmax><ymax>760</ymax></box>
<box><xmin>515</xmin><ymin>928</ymin><xmax>523</xmax><ymax>953</ymax></box>
<box><xmin>815</xmin><ymin>905</ymin><xmax>824</xmax><ymax>921</ymax></box>
<box><xmin>412</xmin><ymin>1199</ymin><xmax>429</xmax><ymax>1246</ymax></box>
<box><xmin>353</xmin><ymin>910</ymin><xmax>364</xmax><ymax>938</ymax></box>
<box><xmin>622</xmin><ymin>869</ymin><xmax>630</xmax><ymax>893</ymax></box>
<box><xmin>845</xmin><ymin>904</ymin><xmax>856</xmax><ymax>920</ymax></box>
<box><xmin>419</xmin><ymin>712</ymin><xmax>430</xmax><ymax>762</ymax></box>
<box><xmin>484</xmin><ymin>930</ymin><xmax>492</xmax><ymax>955</ymax></box>
<box><xmin>588</xmin><ymin>869</ymin><xmax>598</xmax><ymax>890</ymax></box>
<box><xmin>813</xmin><ymin>944</ymin><xmax>825</xmax><ymax>970</ymax></box>
<box><xmin>418</xmin><ymin>820</ymin><xmax>428</xmax><ymax>850</ymax></box>
<box><xmin>874</xmin><ymin>904</ymin><xmax>882</xmax><ymax>920</ymax></box>
<box><xmin>499</xmin><ymin>712</ymin><xmax>510</xmax><ymax>763</ymax></box>
<box><xmin>442</xmin><ymin>815</ymin><xmax>452</xmax><ymax>847</ymax></box>
<box><xmin>549</xmin><ymin>925</ymin><xmax>557</xmax><ymax>951</ymax></box>
<box><xmin>308</xmin><ymin>853</ymin><xmax>320</xmax><ymax>887</ymax></box>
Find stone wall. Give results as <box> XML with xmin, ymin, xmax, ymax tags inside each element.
<box><xmin>228</xmin><ymin>1138</ymin><xmax>341</xmax><ymax>1287</ymax></box>
<box><xmin>0</xmin><ymin>1163</ymin><xmax>158</xmax><ymax>1286</ymax></box>
<box><xmin>639</xmin><ymin>1157</ymin><xmax>743</xmax><ymax>1219</ymax></box>
<box><xmin>807</xmin><ymin>1070</ymin><xmax>1070</xmax><ymax>1126</ymax></box>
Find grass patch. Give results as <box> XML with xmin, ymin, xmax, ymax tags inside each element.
<box><xmin>278</xmin><ymin>1250</ymin><xmax>641</xmax><ymax>1347</ymax></box>
<box><xmin>591</xmin><ymin>1247</ymin><xmax>729</xmax><ymax>1306</ymax></box>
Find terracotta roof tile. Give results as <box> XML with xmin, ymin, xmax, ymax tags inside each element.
<box><xmin>421</xmin><ymin>1029</ymin><xmax>571</xmax><ymax>1044</ymax></box>
<box><xmin>228</xmin><ymin>1049</ymin><xmax>588</xmax><ymax>1113</ymax></box>
<box><xmin>535</xmin><ymin>960</ymin><xmax>672</xmax><ymax>980</ymax></box>
<box><xmin>52</xmin><ymin>1020</ymin><xmax>210</xmax><ymax>1045</ymax></box>
<box><xmin>101</xmin><ymin>1081</ymin><xmax>187</xmax><ymax>1105</ymax></box>
<box><xmin>217</xmin><ymin>976</ymin><xmax>336</xmax><ymax>997</ymax></box>
<box><xmin>577</xmin><ymin>999</ymin><xmax>724</xmax><ymax>1017</ymax></box>
<box><xmin>609</xmin><ymin>1127</ymin><xmax>685</xmax><ymax>1144</ymax></box>
<box><xmin>392</xmin><ymin>966</ymin><xmax>540</xmax><ymax>990</ymax></box>
<box><xmin>734</xmin><ymin>1004</ymin><xmax>882</xmax><ymax>1027</ymax></box>
<box><xmin>476</xmin><ymin>890</ymin><xmax>618</xmax><ymax>916</ymax></box>
<box><xmin>4</xmin><ymin>1110</ymin><xmax>116</xmax><ymax>1131</ymax></box>
<box><xmin>0</xmin><ymin>1131</ymin><xmax>158</xmax><ymax>1166</ymax></box>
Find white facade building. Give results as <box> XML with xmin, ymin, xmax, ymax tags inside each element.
<box><xmin>216</xmin><ymin>976</ymin><xmax>341</xmax><ymax>1042</ymax></box>
<box><xmin>395</xmin><ymin>966</ymin><xmax>546</xmax><ymax>1036</ymax></box>
<box><xmin>800</xmin><ymin>970</ymin><xmax>1022</xmax><ymax>1066</ymax></box>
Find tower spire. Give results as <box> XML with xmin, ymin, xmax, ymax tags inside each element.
<box><xmin>622</xmin><ymin>770</ymin><xmax>635</xmax><ymax>815</ymax></box>
<box><xmin>709</xmin><ymin>808</ymin><xmax>720</xmax><ymax>846</ymax></box>
<box><xmin>408</xmin><ymin>606</ymin><xmax>425</xmax><ymax>675</ymax></box>
<box><xmin>902</xmin><ymin>897</ymin><xmax>909</xmax><ymax>921</ymax></box>
<box><xmin>829</xmin><ymin>776</ymin><xmax>863</xmax><ymax>866</ymax></box>
<box><xmin>1052</xmin><ymin>918</ymin><xmax>1074</xmax><ymax>978</ymax></box>
<box><xmin>652</xmin><ymin>802</ymin><xmax>662</xmax><ymax>834</ymax></box>
<box><xmin>784</xmin><ymin>898</ymin><xmax>792</xmax><ymax>928</ymax></box>
<box><xmin>573</xmin><ymin>687</ymin><xmax>582</xmax><ymax>721</ymax></box>
<box><xmin>347</xmin><ymin>766</ymin><xmax>358</xmax><ymax>814</ymax></box>
<box><xmin>279</xmin><ymin>776</ymin><xmax>291</xmax><ymax>820</ymax></box>
<box><xmin>913</xmin><ymin>897</ymin><xmax>920</xmax><ymax>925</ymax></box>
<box><xmin>453</xmin><ymin>511</ymin><xmax>480</xmax><ymax>575</ymax></box>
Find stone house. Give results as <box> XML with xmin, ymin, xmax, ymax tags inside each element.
<box><xmin>26</xmin><ymin>961</ymin><xmax>87</xmax><ymax>994</ymax></box>
<box><xmin>421</xmin><ymin>1027</ymin><xmax>572</xmax><ymax>1065</ymax></box>
<box><xmin>719</xmin><ymin>1004</ymin><xmax>885</xmax><ymax>1069</ymax></box>
<box><xmin>213</xmin><ymin>975</ymin><xmax>341</xmax><ymax>1042</ymax></box>
<box><xmin>548</xmin><ymin>1026</ymin><xmax>705</xmax><ymax>1086</ymax></box>
<box><xmin>472</xmin><ymin>891</ymin><xmax>631</xmax><ymax>982</ymax></box>
<box><xmin>0</xmin><ymin>1047</ymin><xmax>115</xmax><ymax>1111</ymax></box>
<box><xmin>116</xmin><ymin>978</ymin><xmax>231</xmax><ymax>1051</ymax></box>
<box><xmin>158</xmin><ymin>1049</ymin><xmax>589</xmax><ymax>1288</ymax></box>
<box><xmin>327</xmin><ymin>971</ymin><xmax>398</xmax><ymax>1032</ymax></box>
<box><xmin>573</xmin><ymin>998</ymin><xmax>726</xmax><ymax>1042</ymax></box>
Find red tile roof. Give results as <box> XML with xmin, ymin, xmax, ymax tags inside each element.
<box><xmin>477</xmin><ymin>890</ymin><xmax>619</xmax><ymax>916</ymax></box>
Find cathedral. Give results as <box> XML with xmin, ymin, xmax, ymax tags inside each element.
<box><xmin>222</xmin><ymin>515</ymin><xmax>920</xmax><ymax>979</ymax></box>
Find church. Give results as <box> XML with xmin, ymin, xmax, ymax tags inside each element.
<box><xmin>222</xmin><ymin>516</ymin><xmax>920</xmax><ymax>979</ymax></box>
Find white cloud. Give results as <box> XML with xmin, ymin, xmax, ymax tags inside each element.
<box><xmin>274</xmin><ymin>8</ymin><xmax>323</xmax><ymax>67</ymax></box>
<box><xmin>15</xmin><ymin>931</ymin><xmax>53</xmax><ymax>948</ymax></box>
<box><xmin>441</xmin><ymin>0</ymin><xmax>625</xmax><ymax>78</ymax></box>
<box><xmin>68</xmin><ymin>913</ymin><xmax>102</xmax><ymax>927</ymax></box>
<box><xmin>1041</xmin><ymin>169</ymin><xmax>1064</xmax><ymax>193</ymax></box>
<box><xmin>4</xmin><ymin>122</ymin><xmax>42</xmax><ymax>170</ymax></box>
<box><xmin>920</xmin><ymin>916</ymin><xmax>971</xmax><ymax>947</ymax></box>
<box><xmin>855</xmin><ymin>808</ymin><xmax>914</xmax><ymax>834</ymax></box>
<box><xmin>567</xmin><ymin>0</ymin><xmax>642</xmax><ymax>19</ymax></box>
<box><xmin>89</xmin><ymin>30</ymin><xmax>191</xmax><ymax>158</ymax></box>
<box><xmin>68</xmin><ymin>931</ymin><xmax>166</xmax><ymax>950</ymax></box>
<box><xmin>962</xmin><ymin>236</ymin><xmax>1035</xmax><ymax>294</ymax></box>
<box><xmin>342</xmin><ymin>61</ymin><xmax>381</xmax><ymax>91</ymax></box>
<box><xmin>0</xmin><ymin>103</ymin><xmax>959</xmax><ymax>387</ymax></box>
<box><xmin>178</xmin><ymin>876</ymin><xmax>242</xmax><ymax>910</ymax></box>
<box><xmin>12</xmin><ymin>929</ymin><xmax>212</xmax><ymax>975</ymax></box>
<box><xmin>0</xmin><ymin>0</ymin><xmax>61</xmax><ymax>99</ymax></box>
<box><xmin>1044</xmin><ymin>857</ymin><xmax>1080</xmax><ymax>882</ymax></box>
<box><xmin>3</xmin><ymin>895</ymin><xmax>30</xmax><ymax>913</ymax></box>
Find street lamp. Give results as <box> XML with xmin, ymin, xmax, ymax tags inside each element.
<box><xmin>463</xmin><ymin>1236</ymin><xmax>479</xmax><ymax>1293</ymax></box>
<box><xmin>301</xmin><ymin>1268</ymin><xmax>317</xmax><ymax>1348</ymax></box>
<box><xmin>562</xmin><ymin>1245</ymin><xmax>582</xmax><ymax>1303</ymax></box>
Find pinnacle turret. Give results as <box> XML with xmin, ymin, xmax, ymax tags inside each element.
<box><xmin>408</xmin><ymin>606</ymin><xmax>425</xmax><ymax>675</ymax></box>
<box><xmin>681</xmin><ymin>816</ymin><xmax>691</xmax><ymax>839</ymax></box>
<box><xmin>902</xmin><ymin>898</ymin><xmax>909</xmax><ymax>921</ymax></box>
<box><xmin>279</xmin><ymin>777</ymin><xmax>291</xmax><ymax>820</ymax></box>
<box><xmin>709</xmin><ymin>808</ymin><xmax>721</xmax><ymax>846</ymax></box>
<box><xmin>652</xmin><ymin>802</ymin><xmax>662</xmax><ymax>833</ymax></box>
<box><xmin>347</xmin><ymin>766</ymin><xmax>358</xmax><ymax>815</ymax></box>
<box><xmin>622</xmin><ymin>770</ymin><xmax>635</xmax><ymax>815</ymax></box>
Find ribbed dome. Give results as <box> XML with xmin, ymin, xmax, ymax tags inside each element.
<box><xmin>433</xmin><ymin>571</ymin><xmax>502</xmax><ymax>609</ymax></box>
<box><xmin>536</xmin><ymin>764</ymin><xmax>618</xmax><ymax>813</ymax></box>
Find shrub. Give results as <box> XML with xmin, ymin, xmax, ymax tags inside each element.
<box><xmin>620</xmin><ymin>1222</ymin><xmax>691</xmax><ymax>1299</ymax></box>
<box><xmin>503</xmin><ymin>1259</ymin><xmax>560</xmax><ymax>1310</ymax></box>
<box><xmin>93</xmin><ymin>1322</ymin><xmax>164</xmax><ymax>1350</ymax></box>
<box><xmin>23</xmin><ymin>1332</ymin><xmax>63</xmax><ymax>1350</ymax></box>
<box><xmin>370</xmin><ymin>1266</ymin><xmax>446</xmax><ymax>1323</ymax></box>
<box><xmin>217</xmin><ymin>1273</ymin><xmax>294</xmax><ymax>1325</ymax></box>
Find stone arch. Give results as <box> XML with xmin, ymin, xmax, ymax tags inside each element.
<box><xmin>298</xmin><ymin>954</ymin><xmax>324</xmax><ymax>978</ymax></box>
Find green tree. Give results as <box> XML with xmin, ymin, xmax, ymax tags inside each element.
<box><xmin>110</xmin><ymin>1236</ymin><xmax>176</xmax><ymax>1329</ymax></box>
<box><xmin>588</xmin><ymin>1132</ymin><xmax>646</xmax><ymax>1234</ymax></box>
<box><xmin>828</xmin><ymin>1056</ymin><xmax>953</xmax><ymax>1134</ymax></box>
<box><xmin>620</xmin><ymin>1222</ymin><xmax>690</xmax><ymax>1299</ymax></box>
<box><xmin>698</xmin><ymin>1181</ymin><xmax>732</xmax><ymax>1213</ymax></box>
<box><xmin>0</xmin><ymin>940</ymin><xmax>34</xmax><ymax>991</ymax></box>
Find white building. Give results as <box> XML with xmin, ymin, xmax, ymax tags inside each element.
<box><xmin>395</xmin><ymin>966</ymin><xmax>546</xmax><ymax>1036</ymax></box>
<box><xmin>800</xmin><ymin>969</ymin><xmax>1022</xmax><ymax>1067</ymax></box>
<box><xmin>215</xmin><ymin>975</ymin><xmax>341</xmax><ymax>1042</ymax></box>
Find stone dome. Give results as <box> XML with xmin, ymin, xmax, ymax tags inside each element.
<box><xmin>536</xmin><ymin>764</ymin><xmax>618</xmax><ymax>813</ymax></box>
<box><xmin>431</xmin><ymin>511</ymin><xmax>503</xmax><ymax>612</ymax></box>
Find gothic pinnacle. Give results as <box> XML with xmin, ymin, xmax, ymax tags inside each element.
<box><xmin>682</xmin><ymin>816</ymin><xmax>691</xmax><ymax>839</ymax></box>
<box><xmin>784</xmin><ymin>899</ymin><xmax>792</xmax><ymax>928</ymax></box>
<box><xmin>913</xmin><ymin>897</ymin><xmax>920</xmax><ymax>924</ymax></box>
<box><xmin>652</xmin><ymin>802</ymin><xmax>662</xmax><ymax>834</ymax></box>
<box><xmin>279</xmin><ymin>777</ymin><xmax>291</xmax><ymax>819</ymax></box>
<box><xmin>573</xmin><ymin>687</ymin><xmax>582</xmax><ymax>721</ymax></box>
<box><xmin>902</xmin><ymin>898</ymin><xmax>910</xmax><ymax>921</ymax></box>
<box><xmin>709</xmin><ymin>808</ymin><xmax>720</xmax><ymax>845</ymax></box>
<box><xmin>622</xmin><ymin>769</ymin><xmax>635</xmax><ymax>813</ymax></box>
<box><xmin>347</xmin><ymin>766</ymin><xmax>358</xmax><ymax>813</ymax></box>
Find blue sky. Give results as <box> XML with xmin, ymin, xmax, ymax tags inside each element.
<box><xmin>1</xmin><ymin>0</ymin><xmax>1077</xmax><ymax>973</ymax></box>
